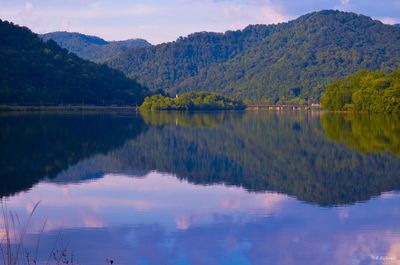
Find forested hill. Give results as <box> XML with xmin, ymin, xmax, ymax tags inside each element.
<box><xmin>108</xmin><ymin>24</ymin><xmax>275</xmax><ymax>95</ymax></box>
<box><xmin>41</xmin><ymin>31</ymin><xmax>151</xmax><ymax>63</ymax></box>
<box><xmin>105</xmin><ymin>10</ymin><xmax>400</xmax><ymax>102</ymax></box>
<box><xmin>0</xmin><ymin>20</ymin><xmax>150</xmax><ymax>106</ymax></box>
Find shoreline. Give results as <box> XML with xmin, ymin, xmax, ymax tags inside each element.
<box><xmin>1</xmin><ymin>105</ymin><xmax>321</xmax><ymax>112</ymax></box>
<box><xmin>4</xmin><ymin>105</ymin><xmax>390</xmax><ymax>114</ymax></box>
<box><xmin>0</xmin><ymin>105</ymin><xmax>138</xmax><ymax>112</ymax></box>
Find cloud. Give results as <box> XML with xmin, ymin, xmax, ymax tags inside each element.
<box><xmin>379</xmin><ymin>17</ymin><xmax>400</xmax><ymax>25</ymax></box>
<box><xmin>1</xmin><ymin>0</ymin><xmax>399</xmax><ymax>43</ymax></box>
<box><xmin>340</xmin><ymin>0</ymin><xmax>350</xmax><ymax>6</ymax></box>
<box><xmin>24</xmin><ymin>1</ymin><xmax>33</xmax><ymax>14</ymax></box>
<box><xmin>60</xmin><ymin>19</ymin><xmax>71</xmax><ymax>31</ymax></box>
<box><xmin>217</xmin><ymin>0</ymin><xmax>290</xmax><ymax>26</ymax></box>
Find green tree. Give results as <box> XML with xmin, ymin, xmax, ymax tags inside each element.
<box><xmin>0</xmin><ymin>20</ymin><xmax>150</xmax><ymax>106</ymax></box>
<box><xmin>139</xmin><ymin>92</ymin><xmax>246</xmax><ymax>111</ymax></box>
<box><xmin>321</xmin><ymin>69</ymin><xmax>400</xmax><ymax>113</ymax></box>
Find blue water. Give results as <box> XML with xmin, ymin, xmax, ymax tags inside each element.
<box><xmin>1</xmin><ymin>112</ymin><xmax>399</xmax><ymax>265</ymax></box>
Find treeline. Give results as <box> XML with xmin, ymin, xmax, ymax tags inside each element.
<box><xmin>103</xmin><ymin>10</ymin><xmax>400</xmax><ymax>102</ymax></box>
<box><xmin>40</xmin><ymin>11</ymin><xmax>400</xmax><ymax>103</ymax></box>
<box><xmin>0</xmin><ymin>20</ymin><xmax>150</xmax><ymax>106</ymax></box>
<box><xmin>321</xmin><ymin>69</ymin><xmax>400</xmax><ymax>112</ymax></box>
<box><xmin>140</xmin><ymin>92</ymin><xmax>246</xmax><ymax>111</ymax></box>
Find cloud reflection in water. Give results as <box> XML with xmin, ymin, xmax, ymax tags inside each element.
<box><xmin>2</xmin><ymin>172</ymin><xmax>400</xmax><ymax>265</ymax></box>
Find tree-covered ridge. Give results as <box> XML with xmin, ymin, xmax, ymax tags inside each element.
<box><xmin>105</xmin><ymin>10</ymin><xmax>400</xmax><ymax>102</ymax></box>
<box><xmin>108</xmin><ymin>24</ymin><xmax>273</xmax><ymax>91</ymax></box>
<box><xmin>321</xmin><ymin>114</ymin><xmax>400</xmax><ymax>156</ymax></box>
<box><xmin>0</xmin><ymin>20</ymin><xmax>150</xmax><ymax>105</ymax></box>
<box><xmin>139</xmin><ymin>92</ymin><xmax>246</xmax><ymax>111</ymax></box>
<box><xmin>321</xmin><ymin>69</ymin><xmax>400</xmax><ymax>112</ymax></box>
<box><xmin>41</xmin><ymin>31</ymin><xmax>151</xmax><ymax>63</ymax></box>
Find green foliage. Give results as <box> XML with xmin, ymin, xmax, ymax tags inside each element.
<box><xmin>139</xmin><ymin>92</ymin><xmax>246</xmax><ymax>111</ymax></box>
<box><xmin>41</xmin><ymin>31</ymin><xmax>151</xmax><ymax>63</ymax></box>
<box><xmin>0</xmin><ymin>20</ymin><xmax>150</xmax><ymax>106</ymax></box>
<box><xmin>321</xmin><ymin>114</ymin><xmax>400</xmax><ymax>156</ymax></box>
<box><xmin>321</xmin><ymin>69</ymin><xmax>400</xmax><ymax>112</ymax></box>
<box><xmin>108</xmin><ymin>25</ymin><xmax>273</xmax><ymax>92</ymax></box>
<box><xmin>103</xmin><ymin>10</ymin><xmax>400</xmax><ymax>101</ymax></box>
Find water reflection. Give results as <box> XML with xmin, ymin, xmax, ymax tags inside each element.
<box><xmin>141</xmin><ymin>111</ymin><xmax>230</xmax><ymax>128</ymax></box>
<box><xmin>321</xmin><ymin>113</ymin><xmax>400</xmax><ymax>156</ymax></box>
<box><xmin>53</xmin><ymin>112</ymin><xmax>400</xmax><ymax>206</ymax></box>
<box><xmin>1</xmin><ymin>112</ymin><xmax>400</xmax><ymax>206</ymax></box>
<box><xmin>1</xmin><ymin>112</ymin><xmax>400</xmax><ymax>265</ymax></box>
<box><xmin>4</xmin><ymin>173</ymin><xmax>400</xmax><ymax>265</ymax></box>
<box><xmin>0</xmin><ymin>113</ymin><xmax>146</xmax><ymax>197</ymax></box>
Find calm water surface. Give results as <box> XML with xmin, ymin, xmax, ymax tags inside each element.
<box><xmin>1</xmin><ymin>111</ymin><xmax>400</xmax><ymax>265</ymax></box>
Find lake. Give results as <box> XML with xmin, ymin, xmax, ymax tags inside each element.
<box><xmin>1</xmin><ymin>111</ymin><xmax>400</xmax><ymax>265</ymax></box>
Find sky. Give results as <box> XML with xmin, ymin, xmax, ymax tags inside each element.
<box><xmin>1</xmin><ymin>0</ymin><xmax>400</xmax><ymax>44</ymax></box>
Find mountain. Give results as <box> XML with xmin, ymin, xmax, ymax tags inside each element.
<box><xmin>108</xmin><ymin>24</ymin><xmax>273</xmax><ymax>96</ymax></box>
<box><xmin>41</xmin><ymin>31</ymin><xmax>151</xmax><ymax>63</ymax></box>
<box><xmin>0</xmin><ymin>20</ymin><xmax>150</xmax><ymax>105</ymax></box>
<box><xmin>104</xmin><ymin>10</ymin><xmax>400</xmax><ymax>102</ymax></box>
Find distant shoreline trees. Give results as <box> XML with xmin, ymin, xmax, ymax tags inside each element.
<box><xmin>321</xmin><ymin>69</ymin><xmax>400</xmax><ymax>113</ymax></box>
<box><xmin>139</xmin><ymin>92</ymin><xmax>246</xmax><ymax>111</ymax></box>
<box><xmin>0</xmin><ymin>20</ymin><xmax>150</xmax><ymax>106</ymax></box>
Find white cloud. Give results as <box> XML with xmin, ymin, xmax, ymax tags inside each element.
<box><xmin>217</xmin><ymin>0</ymin><xmax>290</xmax><ymax>26</ymax></box>
<box><xmin>379</xmin><ymin>17</ymin><xmax>400</xmax><ymax>25</ymax></box>
<box><xmin>0</xmin><ymin>0</ymin><xmax>399</xmax><ymax>43</ymax></box>
<box><xmin>340</xmin><ymin>0</ymin><xmax>350</xmax><ymax>6</ymax></box>
<box><xmin>24</xmin><ymin>1</ymin><xmax>33</xmax><ymax>14</ymax></box>
<box><xmin>60</xmin><ymin>19</ymin><xmax>71</xmax><ymax>31</ymax></box>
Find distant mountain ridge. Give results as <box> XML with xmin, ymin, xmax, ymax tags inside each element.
<box><xmin>106</xmin><ymin>10</ymin><xmax>400</xmax><ymax>101</ymax></box>
<box><xmin>168</xmin><ymin>11</ymin><xmax>400</xmax><ymax>101</ymax></box>
<box><xmin>41</xmin><ymin>31</ymin><xmax>151</xmax><ymax>63</ymax></box>
<box><xmin>0</xmin><ymin>20</ymin><xmax>150</xmax><ymax>105</ymax></box>
<box><xmin>38</xmin><ymin>11</ymin><xmax>400</xmax><ymax>102</ymax></box>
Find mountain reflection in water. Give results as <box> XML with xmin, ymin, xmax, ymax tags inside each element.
<box><xmin>1</xmin><ymin>112</ymin><xmax>400</xmax><ymax>205</ymax></box>
<box><xmin>1</xmin><ymin>111</ymin><xmax>400</xmax><ymax>265</ymax></box>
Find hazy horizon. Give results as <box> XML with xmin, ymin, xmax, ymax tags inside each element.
<box><xmin>1</xmin><ymin>0</ymin><xmax>399</xmax><ymax>44</ymax></box>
